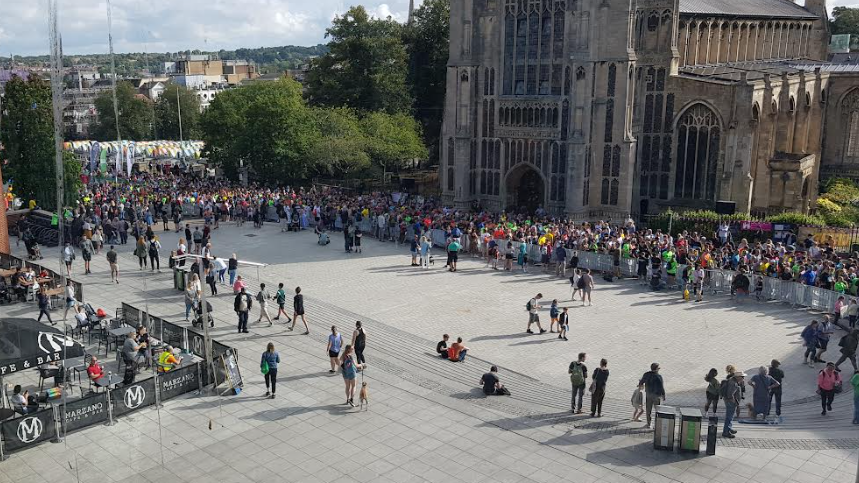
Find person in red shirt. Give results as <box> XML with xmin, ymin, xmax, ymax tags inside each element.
<box><xmin>87</xmin><ymin>356</ymin><xmax>105</xmax><ymax>381</ymax></box>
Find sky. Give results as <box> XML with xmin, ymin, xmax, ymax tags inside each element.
<box><xmin>0</xmin><ymin>0</ymin><xmax>856</xmax><ymax>57</ymax></box>
<box><xmin>0</xmin><ymin>0</ymin><xmax>420</xmax><ymax>57</ymax></box>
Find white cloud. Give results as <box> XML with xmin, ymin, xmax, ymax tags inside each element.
<box><xmin>0</xmin><ymin>0</ymin><xmax>417</xmax><ymax>56</ymax></box>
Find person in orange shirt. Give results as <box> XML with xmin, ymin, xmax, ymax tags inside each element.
<box><xmin>448</xmin><ymin>337</ymin><xmax>469</xmax><ymax>362</ymax></box>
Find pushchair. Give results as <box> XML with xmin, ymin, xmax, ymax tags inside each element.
<box><xmin>192</xmin><ymin>301</ymin><xmax>215</xmax><ymax>328</ymax></box>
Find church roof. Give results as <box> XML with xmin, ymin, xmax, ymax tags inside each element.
<box><xmin>679</xmin><ymin>60</ymin><xmax>823</xmax><ymax>82</ymax></box>
<box><xmin>679</xmin><ymin>0</ymin><xmax>818</xmax><ymax>19</ymax></box>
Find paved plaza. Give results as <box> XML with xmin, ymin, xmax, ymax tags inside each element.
<box><xmin>0</xmin><ymin>222</ymin><xmax>857</xmax><ymax>483</ymax></box>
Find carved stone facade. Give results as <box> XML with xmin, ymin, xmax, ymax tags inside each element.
<box><xmin>442</xmin><ymin>0</ymin><xmax>859</xmax><ymax>218</ymax></box>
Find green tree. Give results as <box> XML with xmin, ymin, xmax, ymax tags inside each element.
<box><xmin>361</xmin><ymin>111</ymin><xmax>428</xmax><ymax>173</ymax></box>
<box><xmin>830</xmin><ymin>7</ymin><xmax>859</xmax><ymax>37</ymax></box>
<box><xmin>155</xmin><ymin>83</ymin><xmax>201</xmax><ymax>140</ymax></box>
<box><xmin>308</xmin><ymin>107</ymin><xmax>371</xmax><ymax>178</ymax></box>
<box><xmin>200</xmin><ymin>79</ymin><xmax>319</xmax><ymax>183</ymax></box>
<box><xmin>92</xmin><ymin>81</ymin><xmax>154</xmax><ymax>141</ymax></box>
<box><xmin>404</xmin><ymin>0</ymin><xmax>450</xmax><ymax>164</ymax></box>
<box><xmin>0</xmin><ymin>75</ymin><xmax>82</xmax><ymax>210</ymax></box>
<box><xmin>305</xmin><ymin>6</ymin><xmax>412</xmax><ymax>113</ymax></box>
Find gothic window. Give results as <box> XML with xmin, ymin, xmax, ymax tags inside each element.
<box><xmin>576</xmin><ymin>66</ymin><xmax>586</xmax><ymax>80</ymax></box>
<box><xmin>647</xmin><ymin>13</ymin><xmax>659</xmax><ymax>31</ymax></box>
<box><xmin>602</xmin><ymin>144</ymin><xmax>611</xmax><ymax>176</ymax></box>
<box><xmin>540</xmin><ymin>10</ymin><xmax>552</xmax><ymax>61</ymax></box>
<box><xmin>480</xmin><ymin>171</ymin><xmax>487</xmax><ymax>194</ymax></box>
<box><xmin>561</xmin><ymin>100</ymin><xmax>570</xmax><ymax>140</ymax></box>
<box><xmin>646</xmin><ymin>67</ymin><xmax>655</xmax><ymax>91</ymax></box>
<box><xmin>448</xmin><ymin>168</ymin><xmax>455</xmax><ymax>191</ymax></box>
<box><xmin>489</xmin><ymin>100</ymin><xmax>495</xmax><ymax>137</ymax></box>
<box><xmin>610</xmin><ymin>179</ymin><xmax>619</xmax><ymax>205</ymax></box>
<box><xmin>600</xmin><ymin>179</ymin><xmax>609</xmax><ymax>204</ymax></box>
<box><xmin>553</xmin><ymin>7</ymin><xmax>565</xmax><ymax>59</ymax></box>
<box><xmin>607</xmin><ymin>63</ymin><xmax>617</xmax><ymax>98</ymax></box>
<box><xmin>564</xmin><ymin>66</ymin><xmax>572</xmax><ymax>96</ymax></box>
<box><xmin>656</xmin><ymin>68</ymin><xmax>665</xmax><ymax>91</ymax></box>
<box><xmin>551</xmin><ymin>65</ymin><xmax>562</xmax><ymax>95</ymax></box>
<box><xmin>752</xmin><ymin>103</ymin><xmax>760</xmax><ymax>122</ymax></box>
<box><xmin>789</xmin><ymin>96</ymin><xmax>796</xmax><ymax>114</ymax></box>
<box><xmin>675</xmin><ymin>104</ymin><xmax>721</xmax><ymax>200</ymax></box>
<box><xmin>516</xmin><ymin>14</ymin><xmax>527</xmax><ymax>95</ymax></box>
<box><xmin>642</xmin><ymin>136</ymin><xmax>652</xmax><ymax>172</ymax></box>
<box><xmin>662</xmin><ymin>134</ymin><xmax>671</xmax><ymax>172</ymax></box>
<box><xmin>611</xmin><ymin>145</ymin><xmax>620</xmax><ymax>177</ymax></box>
<box><xmin>583</xmin><ymin>179</ymin><xmax>590</xmax><ymax>205</ymax></box>
<box><xmin>653</xmin><ymin>94</ymin><xmax>663</xmax><ymax>133</ymax></box>
<box><xmin>447</xmin><ymin>137</ymin><xmax>454</xmax><ymax>167</ymax></box>
<box><xmin>842</xmin><ymin>89</ymin><xmax>859</xmax><ymax>158</ymax></box>
<box><xmin>604</xmin><ymin>99</ymin><xmax>614</xmax><ymax>142</ymax></box>
<box><xmin>527</xmin><ymin>13</ymin><xmax>540</xmax><ymax>95</ymax></box>
<box><xmin>503</xmin><ymin>14</ymin><xmax>515</xmax><ymax>95</ymax></box>
<box><xmin>484</xmin><ymin>68</ymin><xmax>490</xmax><ymax>96</ymax></box>
<box><xmin>482</xmin><ymin>100</ymin><xmax>489</xmax><ymax>138</ymax></box>
<box><xmin>494</xmin><ymin>172</ymin><xmax>500</xmax><ymax>195</ymax></box>
<box><xmin>664</xmin><ymin>93</ymin><xmax>675</xmax><ymax>132</ymax></box>
<box><xmin>559</xmin><ymin>143</ymin><xmax>567</xmax><ymax>173</ymax></box>
<box><xmin>644</xmin><ymin>94</ymin><xmax>654</xmax><ymax>133</ymax></box>
<box><xmin>540</xmin><ymin>64</ymin><xmax>551</xmax><ymax>94</ymax></box>
<box><xmin>470</xmin><ymin>172</ymin><xmax>476</xmax><ymax>195</ymax></box>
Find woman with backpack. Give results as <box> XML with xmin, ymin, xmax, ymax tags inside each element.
<box><xmin>148</xmin><ymin>235</ymin><xmax>162</xmax><ymax>272</ymax></box>
<box><xmin>704</xmin><ymin>368</ymin><xmax>720</xmax><ymax>415</ymax></box>
<box><xmin>260</xmin><ymin>342</ymin><xmax>280</xmax><ymax>399</ymax></box>
<box><xmin>340</xmin><ymin>344</ymin><xmax>364</xmax><ymax>407</ymax></box>
<box><xmin>818</xmin><ymin>362</ymin><xmax>843</xmax><ymax>416</ymax></box>
<box><xmin>134</xmin><ymin>237</ymin><xmax>148</xmax><ymax>270</ymax></box>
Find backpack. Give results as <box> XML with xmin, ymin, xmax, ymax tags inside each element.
<box><xmin>570</xmin><ymin>362</ymin><xmax>584</xmax><ymax>386</ymax></box>
<box><xmin>256</xmin><ymin>291</ymin><xmax>265</xmax><ymax>303</ymax></box>
<box><xmin>576</xmin><ymin>276</ymin><xmax>587</xmax><ymax>289</ymax></box>
<box><xmin>718</xmin><ymin>379</ymin><xmax>730</xmax><ymax>399</ymax></box>
<box><xmin>525</xmin><ymin>299</ymin><xmax>532</xmax><ymax>312</ymax></box>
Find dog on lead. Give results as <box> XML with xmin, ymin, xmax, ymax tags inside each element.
<box><xmin>359</xmin><ymin>381</ymin><xmax>369</xmax><ymax>410</ymax></box>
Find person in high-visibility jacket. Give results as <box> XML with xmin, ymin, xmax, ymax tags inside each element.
<box><xmin>157</xmin><ymin>346</ymin><xmax>181</xmax><ymax>372</ymax></box>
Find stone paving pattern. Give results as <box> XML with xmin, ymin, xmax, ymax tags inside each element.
<box><xmin>0</xmin><ymin>222</ymin><xmax>856</xmax><ymax>483</ymax></box>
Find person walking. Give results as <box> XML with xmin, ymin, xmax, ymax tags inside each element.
<box><xmin>749</xmin><ymin>366</ymin><xmax>779</xmax><ymax>419</ymax></box>
<box><xmin>340</xmin><ymin>345</ymin><xmax>365</xmax><ymax>407</ymax></box>
<box><xmin>228</xmin><ymin>253</ymin><xmax>238</xmax><ymax>286</ymax></box>
<box><xmin>289</xmin><ymin>286</ymin><xmax>309</xmax><ymax>334</ymax></box>
<box><xmin>580</xmin><ymin>269</ymin><xmax>594</xmax><ymax>306</ymax></box>
<box><xmin>526</xmin><ymin>293</ymin><xmax>546</xmax><ymax>334</ymax></box>
<box><xmin>80</xmin><ymin>236</ymin><xmax>94</xmax><ymax>275</ymax></box>
<box><xmin>639</xmin><ymin>363</ymin><xmax>666</xmax><ymax>429</ymax></box>
<box><xmin>568</xmin><ymin>352</ymin><xmax>588</xmax><ymax>414</ymax></box>
<box><xmin>704</xmin><ymin>368</ymin><xmax>720</xmax><ymax>415</ymax></box>
<box><xmin>327</xmin><ymin>326</ymin><xmax>343</xmax><ymax>373</ymax></box>
<box><xmin>36</xmin><ymin>286</ymin><xmax>54</xmax><ymax>325</ymax></box>
<box><xmin>816</xmin><ymin>316</ymin><xmax>835</xmax><ymax>363</ymax></box>
<box><xmin>261</xmin><ymin>342</ymin><xmax>280</xmax><ymax>399</ymax></box>
<box><xmin>234</xmin><ymin>286</ymin><xmax>252</xmax><ymax>334</ymax></box>
<box><xmin>835</xmin><ymin>329</ymin><xmax>859</xmax><ymax>372</ymax></box>
<box><xmin>148</xmin><ymin>236</ymin><xmax>162</xmax><ymax>272</ymax></box>
<box><xmin>62</xmin><ymin>279</ymin><xmax>77</xmax><ymax>321</ymax></box>
<box><xmin>351</xmin><ymin>321</ymin><xmax>367</xmax><ymax>364</ymax></box>
<box><xmin>420</xmin><ymin>236</ymin><xmax>431</xmax><ymax>269</ymax></box>
<box><xmin>801</xmin><ymin>320</ymin><xmax>820</xmax><ymax>366</ymax></box>
<box><xmin>274</xmin><ymin>283</ymin><xmax>292</xmax><ymax>322</ymax></box>
<box><xmin>818</xmin><ymin>362</ymin><xmax>842</xmax><ymax>416</ymax></box>
<box><xmin>558</xmin><ymin>307</ymin><xmax>569</xmax><ymax>341</ymax></box>
<box><xmin>768</xmin><ymin>359</ymin><xmax>785</xmax><ymax>418</ymax></box>
<box><xmin>549</xmin><ymin>299</ymin><xmax>560</xmax><ymax>333</ymax></box>
<box><xmin>590</xmin><ymin>358</ymin><xmax>609</xmax><ymax>417</ymax></box>
<box><xmin>693</xmin><ymin>263</ymin><xmax>705</xmax><ymax>302</ymax></box>
<box><xmin>448</xmin><ymin>237</ymin><xmax>461</xmax><ymax>272</ymax></box>
<box><xmin>722</xmin><ymin>371</ymin><xmax>745</xmax><ymax>438</ymax></box>
<box><xmin>134</xmin><ymin>237</ymin><xmax>148</xmax><ymax>270</ymax></box>
<box><xmin>255</xmin><ymin>283</ymin><xmax>273</xmax><ymax>327</ymax></box>
<box><xmin>62</xmin><ymin>242</ymin><xmax>75</xmax><ymax>277</ymax></box>
<box><xmin>107</xmin><ymin>245</ymin><xmax>119</xmax><ymax>283</ymax></box>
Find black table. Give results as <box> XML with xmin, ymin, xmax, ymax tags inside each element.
<box><xmin>93</xmin><ymin>374</ymin><xmax>123</xmax><ymax>390</ymax></box>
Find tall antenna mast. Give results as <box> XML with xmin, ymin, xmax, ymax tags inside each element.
<box><xmin>106</xmin><ymin>0</ymin><xmax>122</xmax><ymax>184</ymax></box>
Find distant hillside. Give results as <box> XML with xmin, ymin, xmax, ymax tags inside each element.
<box><xmin>0</xmin><ymin>44</ymin><xmax>328</xmax><ymax>76</ymax></box>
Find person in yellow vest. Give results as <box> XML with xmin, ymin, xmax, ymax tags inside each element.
<box><xmin>157</xmin><ymin>346</ymin><xmax>182</xmax><ymax>372</ymax></box>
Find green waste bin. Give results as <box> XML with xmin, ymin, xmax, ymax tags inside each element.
<box><xmin>653</xmin><ymin>405</ymin><xmax>676</xmax><ymax>450</ymax></box>
<box><xmin>174</xmin><ymin>267</ymin><xmax>186</xmax><ymax>291</ymax></box>
<box><xmin>679</xmin><ymin>408</ymin><xmax>702</xmax><ymax>453</ymax></box>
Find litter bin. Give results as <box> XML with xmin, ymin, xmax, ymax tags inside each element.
<box><xmin>678</xmin><ymin>408</ymin><xmax>702</xmax><ymax>453</ymax></box>
<box><xmin>653</xmin><ymin>405</ymin><xmax>676</xmax><ymax>450</ymax></box>
<box><xmin>174</xmin><ymin>267</ymin><xmax>186</xmax><ymax>291</ymax></box>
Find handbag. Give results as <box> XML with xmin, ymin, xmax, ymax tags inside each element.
<box><xmin>260</xmin><ymin>359</ymin><xmax>269</xmax><ymax>375</ymax></box>
<box><xmin>834</xmin><ymin>382</ymin><xmax>843</xmax><ymax>394</ymax></box>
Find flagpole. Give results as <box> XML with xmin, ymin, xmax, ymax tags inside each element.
<box><xmin>176</xmin><ymin>86</ymin><xmax>185</xmax><ymax>167</ymax></box>
<box><xmin>106</xmin><ymin>0</ymin><xmax>121</xmax><ymax>187</ymax></box>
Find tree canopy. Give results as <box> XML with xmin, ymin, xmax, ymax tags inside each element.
<box><xmin>154</xmin><ymin>83</ymin><xmax>201</xmax><ymax>140</ymax></box>
<box><xmin>92</xmin><ymin>81</ymin><xmax>153</xmax><ymax>141</ymax></box>
<box><xmin>305</xmin><ymin>6</ymin><xmax>412</xmax><ymax>114</ymax></box>
<box><xmin>0</xmin><ymin>75</ymin><xmax>82</xmax><ymax>209</ymax></box>
<box><xmin>830</xmin><ymin>7</ymin><xmax>859</xmax><ymax>38</ymax></box>
<box><xmin>361</xmin><ymin>111</ymin><xmax>428</xmax><ymax>172</ymax></box>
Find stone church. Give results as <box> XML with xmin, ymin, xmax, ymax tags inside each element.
<box><xmin>440</xmin><ymin>0</ymin><xmax>859</xmax><ymax>219</ymax></box>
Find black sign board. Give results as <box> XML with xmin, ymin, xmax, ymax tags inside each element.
<box><xmin>1</xmin><ymin>408</ymin><xmax>56</xmax><ymax>452</ymax></box>
<box><xmin>122</xmin><ymin>303</ymin><xmax>141</xmax><ymax>327</ymax></box>
<box><xmin>221</xmin><ymin>349</ymin><xmax>243</xmax><ymax>390</ymax></box>
<box><xmin>61</xmin><ymin>393</ymin><xmax>108</xmax><ymax>433</ymax></box>
<box><xmin>159</xmin><ymin>363</ymin><xmax>200</xmax><ymax>401</ymax></box>
<box><xmin>186</xmin><ymin>329</ymin><xmax>206</xmax><ymax>359</ymax></box>
<box><xmin>159</xmin><ymin>320</ymin><xmax>186</xmax><ymax>351</ymax></box>
<box><xmin>110</xmin><ymin>377</ymin><xmax>156</xmax><ymax>416</ymax></box>
<box><xmin>212</xmin><ymin>340</ymin><xmax>231</xmax><ymax>357</ymax></box>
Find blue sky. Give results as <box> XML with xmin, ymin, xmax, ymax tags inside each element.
<box><xmin>0</xmin><ymin>0</ymin><xmax>419</xmax><ymax>56</ymax></box>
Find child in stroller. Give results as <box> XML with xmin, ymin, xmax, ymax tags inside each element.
<box><xmin>192</xmin><ymin>300</ymin><xmax>215</xmax><ymax>328</ymax></box>
<box><xmin>23</xmin><ymin>230</ymin><xmax>43</xmax><ymax>260</ymax></box>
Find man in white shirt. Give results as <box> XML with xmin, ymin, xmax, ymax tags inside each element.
<box><xmin>526</xmin><ymin>293</ymin><xmax>546</xmax><ymax>335</ymax></box>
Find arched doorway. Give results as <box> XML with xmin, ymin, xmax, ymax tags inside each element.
<box><xmin>506</xmin><ymin>164</ymin><xmax>546</xmax><ymax>214</ymax></box>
